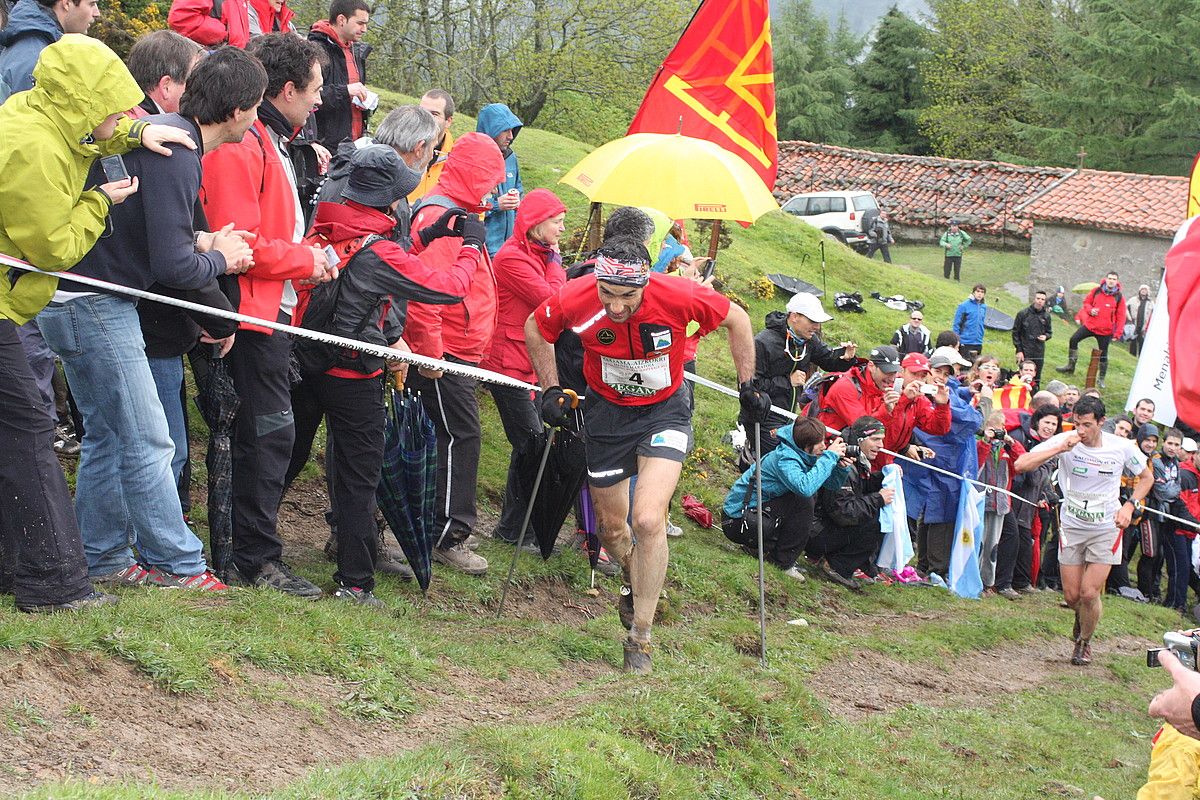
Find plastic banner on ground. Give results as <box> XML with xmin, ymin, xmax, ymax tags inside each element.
<box><xmin>877</xmin><ymin>463</ymin><xmax>912</xmax><ymax>572</ymax></box>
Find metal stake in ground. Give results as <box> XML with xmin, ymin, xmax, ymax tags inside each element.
<box><xmin>496</xmin><ymin>427</ymin><xmax>557</xmax><ymax>618</ymax></box>
<box><xmin>755</xmin><ymin>421</ymin><xmax>767</xmax><ymax>666</ymax></box>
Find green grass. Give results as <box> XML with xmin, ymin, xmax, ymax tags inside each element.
<box><xmin>891</xmin><ymin>241</ymin><xmax>1037</xmax><ymax>301</ymax></box>
<box><xmin>3</xmin><ymin>90</ymin><xmax>1175</xmax><ymax>798</ymax></box>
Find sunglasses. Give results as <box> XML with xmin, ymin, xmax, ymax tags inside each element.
<box><xmin>911</xmin><ymin>317</ymin><xmax>922</xmax><ymax>321</ymax></box>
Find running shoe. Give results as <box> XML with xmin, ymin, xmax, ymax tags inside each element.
<box><xmin>253</xmin><ymin>561</ymin><xmax>323</xmax><ymax>598</ymax></box>
<box><xmin>52</xmin><ymin>426</ymin><xmax>81</xmax><ymax>457</ymax></box>
<box><xmin>92</xmin><ymin>563</ymin><xmax>151</xmax><ymax>587</ymax></box>
<box><xmin>144</xmin><ymin>567</ymin><xmax>228</xmax><ymax>591</ymax></box>
<box><xmin>623</xmin><ymin>638</ymin><xmax>653</xmax><ymax>675</ymax></box>
<box><xmin>333</xmin><ymin>585</ymin><xmax>385</xmax><ymax>609</ymax></box>
<box><xmin>666</xmin><ymin>521</ymin><xmax>683</xmax><ymax>538</ymax></box>
<box><xmin>1070</xmin><ymin>638</ymin><xmax>1092</xmax><ymax>666</ymax></box>
<box><xmin>574</xmin><ymin>531</ymin><xmax>621</xmax><ymax>577</ymax></box>
<box><xmin>997</xmin><ymin>587</ymin><xmax>1021</xmax><ymax>601</ymax></box>
<box><xmin>18</xmin><ymin>589</ymin><xmax>118</xmax><ymax>614</ymax></box>
<box><xmin>781</xmin><ymin>566</ymin><xmax>807</xmax><ymax>583</ymax></box>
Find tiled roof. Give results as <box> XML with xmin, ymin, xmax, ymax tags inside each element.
<box><xmin>1017</xmin><ymin>169</ymin><xmax>1186</xmax><ymax>238</ymax></box>
<box><xmin>777</xmin><ymin>141</ymin><xmax>1071</xmax><ymax>238</ymax></box>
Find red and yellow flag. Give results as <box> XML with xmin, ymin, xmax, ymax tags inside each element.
<box><xmin>627</xmin><ymin>0</ymin><xmax>778</xmax><ymax>191</ymax></box>
<box><xmin>1188</xmin><ymin>151</ymin><xmax>1200</xmax><ymax>217</ymax></box>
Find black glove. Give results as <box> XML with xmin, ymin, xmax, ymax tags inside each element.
<box><xmin>418</xmin><ymin>207</ymin><xmax>467</xmax><ymax>248</ymax></box>
<box><xmin>739</xmin><ymin>381</ymin><xmax>772</xmax><ymax>423</ymax></box>
<box><xmin>456</xmin><ymin>215</ymin><xmax>486</xmax><ymax>251</ymax></box>
<box><xmin>540</xmin><ymin>386</ymin><xmax>572</xmax><ymax>428</ymax></box>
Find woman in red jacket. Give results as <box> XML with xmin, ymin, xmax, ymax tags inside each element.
<box><xmin>1057</xmin><ymin>271</ymin><xmax>1126</xmax><ymax>388</ymax></box>
<box><xmin>482</xmin><ymin>188</ymin><xmax>567</xmax><ymax>544</ymax></box>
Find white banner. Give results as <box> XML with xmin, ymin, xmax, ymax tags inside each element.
<box><xmin>1125</xmin><ymin>217</ymin><xmax>1195</xmax><ymax>424</ymax></box>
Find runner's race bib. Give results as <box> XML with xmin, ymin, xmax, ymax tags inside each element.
<box><xmin>1064</xmin><ymin>490</ymin><xmax>1107</xmax><ymax>524</ymax></box>
<box><xmin>601</xmin><ymin>355</ymin><xmax>670</xmax><ymax>397</ymax></box>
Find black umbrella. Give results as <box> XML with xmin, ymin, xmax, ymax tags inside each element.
<box><xmin>376</xmin><ymin>388</ymin><xmax>436</xmax><ymax>591</ymax></box>
<box><xmin>513</xmin><ymin>425</ymin><xmax>588</xmax><ymax>559</ymax></box>
<box><xmin>193</xmin><ymin>353</ymin><xmax>239</xmax><ymax>583</ymax></box>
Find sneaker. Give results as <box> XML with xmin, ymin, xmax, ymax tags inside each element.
<box><xmin>144</xmin><ymin>567</ymin><xmax>228</xmax><ymax>591</ymax></box>
<box><xmin>593</xmin><ymin>547</ymin><xmax>622</xmax><ymax>577</ymax></box>
<box><xmin>818</xmin><ymin>560</ymin><xmax>863</xmax><ymax>592</ymax></box>
<box><xmin>18</xmin><ymin>589</ymin><xmax>118</xmax><ymax>614</ymax></box>
<box><xmin>52</xmin><ymin>426</ymin><xmax>81</xmax><ymax>457</ymax></box>
<box><xmin>781</xmin><ymin>566</ymin><xmax>807</xmax><ymax>582</ymax></box>
<box><xmin>617</xmin><ymin>584</ymin><xmax>634</xmax><ymax>630</ymax></box>
<box><xmin>623</xmin><ymin>638</ymin><xmax>653</xmax><ymax>675</ymax></box>
<box><xmin>1070</xmin><ymin>638</ymin><xmax>1092</xmax><ymax>666</ymax></box>
<box><xmin>997</xmin><ymin>587</ymin><xmax>1021</xmax><ymax>601</ymax></box>
<box><xmin>432</xmin><ymin>543</ymin><xmax>488</xmax><ymax>575</ymax></box>
<box><xmin>92</xmin><ymin>563</ymin><xmax>151</xmax><ymax>587</ymax></box>
<box><xmin>665</xmin><ymin>521</ymin><xmax>683</xmax><ymax>538</ymax></box>
<box><xmin>253</xmin><ymin>561</ymin><xmax>323</xmax><ymax>599</ymax></box>
<box><xmin>333</xmin><ymin>585</ymin><xmax>385</xmax><ymax>609</ymax></box>
<box><xmin>1016</xmin><ymin>585</ymin><xmax>1037</xmax><ymax>595</ymax></box>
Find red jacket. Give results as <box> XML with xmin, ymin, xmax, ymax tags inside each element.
<box><xmin>817</xmin><ymin>365</ymin><xmax>894</xmax><ymax>433</ymax></box>
<box><xmin>406</xmin><ymin>132</ymin><xmax>506</xmax><ymax>363</ymax></box>
<box><xmin>200</xmin><ymin>119</ymin><xmax>315</xmax><ymax>333</ymax></box>
<box><xmin>481</xmin><ymin>188</ymin><xmax>567</xmax><ymax>383</ymax></box>
<box><xmin>247</xmin><ymin>0</ymin><xmax>295</xmax><ymax>35</ymax></box>
<box><xmin>1167</xmin><ymin>224</ymin><xmax>1200</xmax><ymax>429</ymax></box>
<box><xmin>877</xmin><ymin>391</ymin><xmax>952</xmax><ymax>467</ymax></box>
<box><xmin>169</xmin><ymin>0</ymin><xmax>250</xmax><ymax>48</ymax></box>
<box><xmin>1077</xmin><ymin>282</ymin><xmax>1126</xmax><ymax>337</ymax></box>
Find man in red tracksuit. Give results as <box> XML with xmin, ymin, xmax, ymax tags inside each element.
<box><xmin>1057</xmin><ymin>270</ymin><xmax>1126</xmax><ymax>388</ymax></box>
<box><xmin>404</xmin><ymin>131</ymin><xmax>506</xmax><ymax>575</ymax></box>
<box><xmin>169</xmin><ymin>0</ymin><xmax>250</xmax><ymax>48</ymax></box>
<box><xmin>817</xmin><ymin>345</ymin><xmax>903</xmax><ymax>437</ymax></box>
<box><xmin>201</xmin><ymin>34</ymin><xmax>332</xmax><ymax>596</ymax></box>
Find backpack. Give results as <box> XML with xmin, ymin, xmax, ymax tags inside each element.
<box><xmin>293</xmin><ymin>232</ymin><xmax>385</xmax><ymax>378</ymax></box>
<box><xmin>801</xmin><ymin>370</ymin><xmax>861</xmax><ymax>418</ymax></box>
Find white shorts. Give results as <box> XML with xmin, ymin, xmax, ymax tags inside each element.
<box><xmin>1058</xmin><ymin>525</ymin><xmax>1123</xmax><ymax>566</ymax></box>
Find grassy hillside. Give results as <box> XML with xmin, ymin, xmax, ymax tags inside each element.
<box><xmin>0</xmin><ymin>91</ymin><xmax>1174</xmax><ymax>800</ymax></box>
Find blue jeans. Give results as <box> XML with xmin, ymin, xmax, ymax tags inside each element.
<box><xmin>39</xmin><ymin>295</ymin><xmax>207</xmax><ymax>577</ymax></box>
<box><xmin>147</xmin><ymin>356</ymin><xmax>187</xmax><ymax>485</ymax></box>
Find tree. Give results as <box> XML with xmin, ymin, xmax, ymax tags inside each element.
<box><xmin>918</xmin><ymin>0</ymin><xmax>1057</xmax><ymax>161</ymax></box>
<box><xmin>774</xmin><ymin>0</ymin><xmax>857</xmax><ymax>143</ymax></box>
<box><xmin>1017</xmin><ymin>0</ymin><xmax>1200</xmax><ymax>174</ymax></box>
<box><xmin>850</xmin><ymin>6</ymin><xmax>932</xmax><ymax>154</ymax></box>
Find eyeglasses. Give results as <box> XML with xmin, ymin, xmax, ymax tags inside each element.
<box><xmin>911</xmin><ymin>317</ymin><xmax>922</xmax><ymax>321</ymax></box>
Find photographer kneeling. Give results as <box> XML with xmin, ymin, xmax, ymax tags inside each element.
<box><xmin>807</xmin><ymin>417</ymin><xmax>893</xmax><ymax>589</ymax></box>
<box><xmin>722</xmin><ymin>417</ymin><xmax>852</xmax><ymax>581</ymax></box>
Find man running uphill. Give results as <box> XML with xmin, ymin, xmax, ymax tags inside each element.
<box><xmin>525</xmin><ymin>238</ymin><xmax>764</xmax><ymax>674</ymax></box>
<box><xmin>1015</xmin><ymin>395</ymin><xmax>1152</xmax><ymax>666</ymax></box>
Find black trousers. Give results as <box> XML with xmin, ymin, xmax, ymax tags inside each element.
<box><xmin>0</xmin><ymin>319</ymin><xmax>92</xmax><ymax>605</ymax></box>
<box><xmin>489</xmin><ymin>384</ymin><xmax>541</xmax><ymax>542</ymax></box>
<box><xmin>866</xmin><ymin>243</ymin><xmax>892</xmax><ymax>263</ymax></box>
<box><xmin>407</xmin><ymin>364</ymin><xmax>480</xmax><ymax>548</ymax></box>
<box><xmin>917</xmin><ymin>519</ymin><xmax>954</xmax><ymax>578</ymax></box>
<box><xmin>807</xmin><ymin>520</ymin><xmax>879</xmax><ymax>579</ymax></box>
<box><xmin>943</xmin><ymin>256</ymin><xmax>962</xmax><ymax>281</ymax></box>
<box><xmin>1038</xmin><ymin>509</ymin><xmax>1061</xmax><ymax>589</ymax></box>
<box><xmin>1068</xmin><ymin>326</ymin><xmax>1111</xmax><ymax>362</ymax></box>
<box><xmin>994</xmin><ymin>512</ymin><xmax>1031</xmax><ymax>590</ymax></box>
<box><xmin>725</xmin><ymin>493</ymin><xmax>815</xmax><ymax>571</ymax></box>
<box><xmin>227</xmin><ymin>326</ymin><xmax>294</xmax><ymax>575</ymax></box>
<box><xmin>287</xmin><ymin>373</ymin><xmax>383</xmax><ymax>590</ymax></box>
<box><xmin>1020</xmin><ymin>343</ymin><xmax>1045</xmax><ymax>385</ymax></box>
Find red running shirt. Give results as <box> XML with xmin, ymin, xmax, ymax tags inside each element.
<box><xmin>535</xmin><ymin>273</ymin><xmax>730</xmax><ymax>406</ymax></box>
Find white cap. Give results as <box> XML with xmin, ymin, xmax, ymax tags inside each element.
<box><xmin>929</xmin><ymin>345</ymin><xmax>971</xmax><ymax>369</ymax></box>
<box><xmin>1183</xmin><ymin>437</ymin><xmax>1198</xmax><ymax>454</ymax></box>
<box><xmin>785</xmin><ymin>292</ymin><xmax>833</xmax><ymax>322</ymax></box>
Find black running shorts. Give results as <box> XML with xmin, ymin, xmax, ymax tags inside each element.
<box><xmin>582</xmin><ymin>386</ymin><xmax>693</xmax><ymax>488</ymax></box>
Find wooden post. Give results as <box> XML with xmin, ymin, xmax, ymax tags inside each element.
<box><xmin>1084</xmin><ymin>348</ymin><xmax>1102</xmax><ymax>389</ymax></box>
<box><xmin>707</xmin><ymin>219</ymin><xmax>722</xmax><ymax>262</ymax></box>
<box><xmin>585</xmin><ymin>202</ymin><xmax>603</xmax><ymax>252</ymax></box>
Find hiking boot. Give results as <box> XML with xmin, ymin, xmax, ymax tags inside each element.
<box><xmin>333</xmin><ymin>585</ymin><xmax>385</xmax><ymax>609</ymax></box>
<box><xmin>818</xmin><ymin>559</ymin><xmax>863</xmax><ymax>592</ymax></box>
<box><xmin>92</xmin><ymin>563</ymin><xmax>151</xmax><ymax>587</ymax></box>
<box><xmin>1070</xmin><ymin>638</ymin><xmax>1092</xmax><ymax>666</ymax></box>
<box><xmin>323</xmin><ymin>533</ymin><xmax>338</xmax><ymax>562</ymax></box>
<box><xmin>144</xmin><ymin>567</ymin><xmax>228</xmax><ymax>591</ymax></box>
<box><xmin>782</xmin><ymin>565</ymin><xmax>807</xmax><ymax>583</ymax></box>
<box><xmin>666</xmin><ymin>520</ymin><xmax>683</xmax><ymax>538</ymax></box>
<box><xmin>997</xmin><ymin>587</ymin><xmax>1021</xmax><ymax>601</ymax></box>
<box><xmin>253</xmin><ymin>561</ymin><xmax>323</xmax><ymax>599</ymax></box>
<box><xmin>18</xmin><ymin>589</ymin><xmax>118</xmax><ymax>614</ymax></box>
<box><xmin>433</xmin><ymin>543</ymin><xmax>488</xmax><ymax>575</ymax></box>
<box><xmin>53</xmin><ymin>425</ymin><xmax>81</xmax><ymax>457</ymax></box>
<box><xmin>464</xmin><ymin>534</ymin><xmax>481</xmax><ymax>551</ymax></box>
<box><xmin>617</xmin><ymin>584</ymin><xmax>634</xmax><ymax>630</ymax></box>
<box><xmin>376</xmin><ymin>530</ymin><xmax>415</xmax><ymax>580</ymax></box>
<box><xmin>1056</xmin><ymin>350</ymin><xmax>1078</xmax><ymax>375</ymax></box>
<box><xmin>1017</xmin><ymin>585</ymin><xmax>1037</xmax><ymax>595</ymax></box>
<box><xmin>623</xmin><ymin>638</ymin><xmax>653</xmax><ymax>675</ymax></box>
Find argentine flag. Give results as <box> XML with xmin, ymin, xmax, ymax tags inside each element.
<box><xmin>877</xmin><ymin>464</ymin><xmax>912</xmax><ymax>572</ymax></box>
<box><xmin>949</xmin><ymin>482</ymin><xmax>985</xmax><ymax>599</ymax></box>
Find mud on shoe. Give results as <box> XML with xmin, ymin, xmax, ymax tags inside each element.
<box><xmin>253</xmin><ymin>561</ymin><xmax>323</xmax><ymax>599</ymax></box>
<box><xmin>623</xmin><ymin>637</ymin><xmax>653</xmax><ymax>675</ymax></box>
<box><xmin>1070</xmin><ymin>638</ymin><xmax>1092</xmax><ymax>666</ymax></box>
<box><xmin>617</xmin><ymin>584</ymin><xmax>634</xmax><ymax>630</ymax></box>
<box><xmin>18</xmin><ymin>589</ymin><xmax>119</xmax><ymax>614</ymax></box>
<box><xmin>333</xmin><ymin>585</ymin><xmax>386</xmax><ymax>609</ymax></box>
<box><xmin>433</xmin><ymin>543</ymin><xmax>488</xmax><ymax>575</ymax></box>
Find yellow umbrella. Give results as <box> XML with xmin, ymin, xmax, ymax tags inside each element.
<box><xmin>560</xmin><ymin>133</ymin><xmax>778</xmax><ymax>223</ymax></box>
<box><xmin>1072</xmin><ymin>281</ymin><xmax>1100</xmax><ymax>293</ymax></box>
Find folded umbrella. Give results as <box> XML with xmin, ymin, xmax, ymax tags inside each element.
<box><xmin>193</xmin><ymin>352</ymin><xmax>239</xmax><ymax>583</ymax></box>
<box><xmin>376</xmin><ymin>389</ymin><xmax>435</xmax><ymax>592</ymax></box>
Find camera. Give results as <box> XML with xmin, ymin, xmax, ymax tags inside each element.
<box><xmin>989</xmin><ymin>428</ymin><xmax>1006</xmax><ymax>440</ymax></box>
<box><xmin>1147</xmin><ymin>629</ymin><xmax>1200</xmax><ymax>670</ymax></box>
<box><xmin>843</xmin><ymin>444</ymin><xmax>861</xmax><ymax>459</ymax></box>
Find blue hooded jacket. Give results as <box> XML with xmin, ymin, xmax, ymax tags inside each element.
<box><xmin>902</xmin><ymin>378</ymin><xmax>982</xmax><ymax>524</ymax></box>
<box><xmin>0</xmin><ymin>0</ymin><xmax>63</xmax><ymax>100</ymax></box>
<box><xmin>724</xmin><ymin>422</ymin><xmax>850</xmax><ymax>517</ymax></box>
<box><xmin>952</xmin><ymin>294</ymin><xmax>987</xmax><ymax>347</ymax></box>
<box><xmin>476</xmin><ymin>103</ymin><xmax>523</xmax><ymax>256</ymax></box>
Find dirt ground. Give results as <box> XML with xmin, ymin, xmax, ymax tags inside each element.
<box><xmin>0</xmin><ymin>649</ymin><xmax>606</xmax><ymax>795</ymax></box>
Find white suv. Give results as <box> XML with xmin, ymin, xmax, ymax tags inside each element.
<box><xmin>781</xmin><ymin>191</ymin><xmax>879</xmax><ymax>251</ymax></box>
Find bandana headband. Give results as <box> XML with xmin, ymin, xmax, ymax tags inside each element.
<box><xmin>594</xmin><ymin>254</ymin><xmax>650</xmax><ymax>287</ymax></box>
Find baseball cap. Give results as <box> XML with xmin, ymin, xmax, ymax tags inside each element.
<box><xmin>929</xmin><ymin>346</ymin><xmax>971</xmax><ymax>369</ymax></box>
<box><xmin>1183</xmin><ymin>438</ymin><xmax>1198</xmax><ymax>454</ymax></box>
<box><xmin>343</xmin><ymin>145</ymin><xmax>421</xmax><ymax>209</ymax></box>
<box><xmin>901</xmin><ymin>352</ymin><xmax>931</xmax><ymax>373</ymax></box>
<box><xmin>785</xmin><ymin>292</ymin><xmax>833</xmax><ymax>323</ymax></box>
<box><xmin>868</xmin><ymin>345</ymin><xmax>901</xmax><ymax>374</ymax></box>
